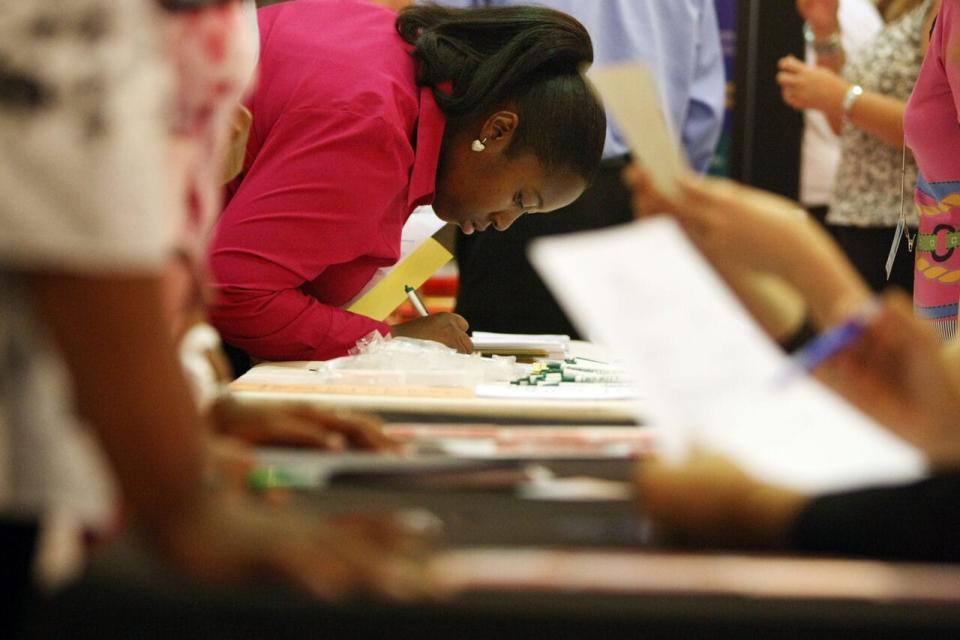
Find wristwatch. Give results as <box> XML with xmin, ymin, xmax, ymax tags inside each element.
<box><xmin>803</xmin><ymin>21</ymin><xmax>842</xmax><ymax>57</ymax></box>
<box><xmin>842</xmin><ymin>84</ymin><xmax>864</xmax><ymax>121</ymax></box>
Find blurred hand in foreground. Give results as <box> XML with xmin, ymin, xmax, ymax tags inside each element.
<box><xmin>817</xmin><ymin>290</ymin><xmax>960</xmax><ymax>469</ymax></box>
<box><xmin>635</xmin><ymin>450</ymin><xmax>808</xmax><ymax>548</ymax></box>
<box><xmin>210</xmin><ymin>396</ymin><xmax>399</xmax><ymax>451</ymax></box>
<box><xmin>623</xmin><ymin>166</ymin><xmax>869</xmax><ymax>333</ymax></box>
<box><xmin>157</xmin><ymin>494</ymin><xmax>443</xmax><ymax>602</ymax></box>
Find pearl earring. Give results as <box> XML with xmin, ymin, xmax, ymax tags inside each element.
<box><xmin>471</xmin><ymin>138</ymin><xmax>487</xmax><ymax>152</ymax></box>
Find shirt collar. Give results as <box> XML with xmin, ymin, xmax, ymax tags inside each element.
<box><xmin>407</xmin><ymin>84</ymin><xmax>447</xmax><ymax>210</ymax></box>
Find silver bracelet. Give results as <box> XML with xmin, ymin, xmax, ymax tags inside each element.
<box><xmin>803</xmin><ymin>21</ymin><xmax>842</xmax><ymax>56</ymax></box>
<box><xmin>842</xmin><ymin>84</ymin><xmax>864</xmax><ymax>121</ymax></box>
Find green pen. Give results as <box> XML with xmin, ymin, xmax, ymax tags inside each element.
<box><xmin>248</xmin><ymin>465</ymin><xmax>315</xmax><ymax>492</ymax></box>
<box><xmin>404</xmin><ymin>284</ymin><xmax>429</xmax><ymax>317</ymax></box>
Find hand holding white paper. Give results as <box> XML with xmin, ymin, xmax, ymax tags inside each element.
<box><xmin>529</xmin><ymin>218</ymin><xmax>925</xmax><ymax>494</ymax></box>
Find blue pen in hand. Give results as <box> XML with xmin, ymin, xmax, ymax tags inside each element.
<box><xmin>779</xmin><ymin>298</ymin><xmax>881</xmax><ymax>383</ymax></box>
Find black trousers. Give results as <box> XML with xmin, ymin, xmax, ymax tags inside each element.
<box><xmin>826</xmin><ymin>223</ymin><xmax>915</xmax><ymax>296</ymax></box>
<box><xmin>455</xmin><ymin>156</ymin><xmax>633</xmax><ymax>338</ymax></box>
<box><xmin>792</xmin><ymin>471</ymin><xmax>960</xmax><ymax>562</ymax></box>
<box><xmin>2</xmin><ymin>518</ymin><xmax>39</xmax><ymax>637</ymax></box>
<box><xmin>807</xmin><ymin>206</ymin><xmax>915</xmax><ymax>296</ymax></box>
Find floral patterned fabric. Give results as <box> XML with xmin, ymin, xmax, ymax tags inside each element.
<box><xmin>826</xmin><ymin>0</ymin><xmax>931</xmax><ymax>228</ymax></box>
<box><xmin>0</xmin><ymin>0</ymin><xmax>169</xmax><ymax>548</ymax></box>
<box><xmin>159</xmin><ymin>0</ymin><xmax>258</xmax><ymax>337</ymax></box>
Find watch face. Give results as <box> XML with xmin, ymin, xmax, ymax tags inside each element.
<box><xmin>842</xmin><ymin>85</ymin><xmax>864</xmax><ymax>118</ymax></box>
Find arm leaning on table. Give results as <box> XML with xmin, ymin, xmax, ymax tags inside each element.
<box><xmin>208</xmin><ymin>107</ymin><xmax>409</xmax><ymax>362</ymax></box>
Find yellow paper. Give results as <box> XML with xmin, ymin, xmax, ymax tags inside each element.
<box><xmin>348</xmin><ymin>237</ymin><xmax>452</xmax><ymax>320</ymax></box>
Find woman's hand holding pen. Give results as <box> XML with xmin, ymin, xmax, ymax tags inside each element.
<box><xmin>818</xmin><ymin>290</ymin><xmax>960</xmax><ymax>468</ymax></box>
<box><xmin>390</xmin><ymin>313</ymin><xmax>474</xmax><ymax>354</ymax></box>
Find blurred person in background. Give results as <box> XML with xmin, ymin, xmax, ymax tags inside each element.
<box><xmin>778</xmin><ymin>0</ymin><xmax>941</xmax><ymax>294</ymax></box>
<box><xmin>795</xmin><ymin>0</ymin><xmax>883</xmax><ymax>225</ymax></box>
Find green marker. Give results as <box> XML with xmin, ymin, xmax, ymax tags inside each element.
<box><xmin>404</xmin><ymin>285</ymin><xmax>429</xmax><ymax>317</ymax></box>
<box><xmin>248</xmin><ymin>466</ymin><xmax>314</xmax><ymax>492</ymax></box>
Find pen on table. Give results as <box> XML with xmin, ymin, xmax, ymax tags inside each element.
<box><xmin>778</xmin><ymin>298</ymin><xmax>881</xmax><ymax>384</ymax></box>
<box><xmin>405</xmin><ymin>284</ymin><xmax>429</xmax><ymax>317</ymax></box>
<box><xmin>248</xmin><ymin>465</ymin><xmax>315</xmax><ymax>492</ymax></box>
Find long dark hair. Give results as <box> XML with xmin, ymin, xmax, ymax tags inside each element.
<box><xmin>397</xmin><ymin>4</ymin><xmax>606</xmax><ymax>181</ymax></box>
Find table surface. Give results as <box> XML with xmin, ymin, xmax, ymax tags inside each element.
<box><xmin>26</xmin><ymin>457</ymin><xmax>960</xmax><ymax>639</ymax></box>
<box><xmin>48</xmin><ymin>327</ymin><xmax>960</xmax><ymax>637</ymax></box>
<box><xmin>230</xmin><ymin>342</ymin><xmax>643</xmax><ymax>425</ymax></box>
<box><xmin>31</xmin><ymin>338</ymin><xmax>960</xmax><ymax>637</ymax></box>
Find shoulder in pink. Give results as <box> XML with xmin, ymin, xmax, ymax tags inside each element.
<box><xmin>207</xmin><ymin>0</ymin><xmax>447</xmax><ymax>361</ymax></box>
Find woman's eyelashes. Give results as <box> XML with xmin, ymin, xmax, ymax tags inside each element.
<box><xmin>513</xmin><ymin>191</ymin><xmax>527</xmax><ymax>210</ymax></box>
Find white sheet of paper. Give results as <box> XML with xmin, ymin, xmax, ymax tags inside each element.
<box><xmin>590</xmin><ymin>62</ymin><xmax>687</xmax><ymax>199</ymax></box>
<box><xmin>529</xmin><ymin>218</ymin><xmax>925</xmax><ymax>493</ymax></box>
<box><xmin>344</xmin><ymin>206</ymin><xmax>447</xmax><ymax>307</ymax></box>
<box><xmin>471</xmin><ymin>332</ymin><xmax>570</xmax><ymax>352</ymax></box>
<box><xmin>474</xmin><ymin>384</ymin><xmax>639</xmax><ymax>402</ymax></box>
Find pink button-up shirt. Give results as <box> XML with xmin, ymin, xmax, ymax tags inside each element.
<box><xmin>208</xmin><ymin>0</ymin><xmax>446</xmax><ymax>360</ymax></box>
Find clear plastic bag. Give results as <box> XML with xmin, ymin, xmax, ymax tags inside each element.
<box><xmin>307</xmin><ymin>332</ymin><xmax>525</xmax><ymax>387</ymax></box>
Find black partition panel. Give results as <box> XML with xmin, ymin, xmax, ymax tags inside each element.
<box><xmin>730</xmin><ymin>1</ymin><xmax>805</xmax><ymax>200</ymax></box>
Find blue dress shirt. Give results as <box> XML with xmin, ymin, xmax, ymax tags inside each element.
<box><xmin>437</xmin><ymin>0</ymin><xmax>726</xmax><ymax>171</ymax></box>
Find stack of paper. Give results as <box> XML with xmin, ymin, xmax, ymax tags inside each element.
<box><xmin>471</xmin><ymin>332</ymin><xmax>570</xmax><ymax>359</ymax></box>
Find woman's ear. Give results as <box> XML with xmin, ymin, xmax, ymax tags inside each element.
<box><xmin>480</xmin><ymin>110</ymin><xmax>520</xmax><ymax>150</ymax></box>
<box><xmin>222</xmin><ymin>104</ymin><xmax>252</xmax><ymax>183</ymax></box>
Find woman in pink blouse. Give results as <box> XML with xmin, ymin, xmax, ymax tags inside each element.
<box><xmin>207</xmin><ymin>0</ymin><xmax>605</xmax><ymax>363</ymax></box>
<box><xmin>904</xmin><ymin>0</ymin><xmax>960</xmax><ymax>339</ymax></box>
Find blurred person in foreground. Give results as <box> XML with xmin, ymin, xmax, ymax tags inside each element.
<box><xmin>623</xmin><ymin>168</ymin><xmax>960</xmax><ymax>561</ymax></box>
<box><xmin>1</xmin><ymin>1</ymin><xmax>434</xmax><ymax>632</ymax></box>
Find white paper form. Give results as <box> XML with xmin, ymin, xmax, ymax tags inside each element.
<box><xmin>474</xmin><ymin>384</ymin><xmax>638</xmax><ymax>402</ymax></box>
<box><xmin>529</xmin><ymin>218</ymin><xmax>926</xmax><ymax>494</ymax></box>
